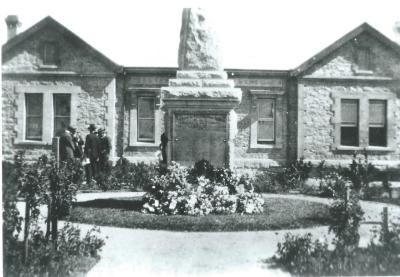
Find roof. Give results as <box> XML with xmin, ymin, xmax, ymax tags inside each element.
<box><xmin>122</xmin><ymin>67</ymin><xmax>290</xmax><ymax>78</ymax></box>
<box><xmin>2</xmin><ymin>16</ymin><xmax>121</xmax><ymax>72</ymax></box>
<box><xmin>292</xmin><ymin>23</ymin><xmax>400</xmax><ymax>77</ymax></box>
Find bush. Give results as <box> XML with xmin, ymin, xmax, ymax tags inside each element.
<box><xmin>105</xmin><ymin>157</ymin><xmax>157</xmax><ymax>191</ymax></box>
<box><xmin>4</xmin><ymin>224</ymin><xmax>105</xmax><ymax>277</ymax></box>
<box><xmin>275</xmin><ymin>158</ymin><xmax>313</xmax><ymax>190</ymax></box>
<box><xmin>269</xmin><ymin>233</ymin><xmax>331</xmax><ymax>276</ymax></box>
<box><xmin>142</xmin><ymin>161</ymin><xmax>264</xmax><ymax>216</ymax></box>
<box><xmin>253</xmin><ymin>169</ymin><xmax>283</xmax><ymax>193</ymax></box>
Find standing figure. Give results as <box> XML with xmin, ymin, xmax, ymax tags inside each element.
<box><xmin>59</xmin><ymin>126</ymin><xmax>76</xmax><ymax>161</ymax></box>
<box><xmin>98</xmin><ymin>128</ymin><xmax>112</xmax><ymax>168</ymax></box>
<box><xmin>71</xmin><ymin>129</ymin><xmax>84</xmax><ymax>159</ymax></box>
<box><xmin>160</xmin><ymin>132</ymin><xmax>169</xmax><ymax>165</ymax></box>
<box><xmin>84</xmin><ymin>124</ymin><xmax>100</xmax><ymax>184</ymax></box>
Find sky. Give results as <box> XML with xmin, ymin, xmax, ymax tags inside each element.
<box><xmin>1</xmin><ymin>0</ymin><xmax>400</xmax><ymax>70</ymax></box>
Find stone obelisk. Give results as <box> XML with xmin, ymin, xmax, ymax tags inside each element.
<box><xmin>161</xmin><ymin>8</ymin><xmax>242</xmax><ymax>168</ymax></box>
<box><xmin>162</xmin><ymin>7</ymin><xmax>242</xmax><ymax>100</ymax></box>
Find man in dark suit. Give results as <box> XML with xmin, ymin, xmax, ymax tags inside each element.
<box><xmin>84</xmin><ymin>124</ymin><xmax>100</xmax><ymax>183</ymax></box>
<box><xmin>59</xmin><ymin>126</ymin><xmax>76</xmax><ymax>161</ymax></box>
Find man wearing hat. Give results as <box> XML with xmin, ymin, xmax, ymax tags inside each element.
<box><xmin>84</xmin><ymin>124</ymin><xmax>100</xmax><ymax>183</ymax></box>
<box><xmin>59</xmin><ymin>126</ymin><xmax>76</xmax><ymax>161</ymax></box>
<box><xmin>98</xmin><ymin>128</ymin><xmax>112</xmax><ymax>167</ymax></box>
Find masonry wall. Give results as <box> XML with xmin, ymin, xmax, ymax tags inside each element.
<box><xmin>2</xmin><ymin>76</ymin><xmax>117</xmax><ymax>162</ymax></box>
<box><xmin>298</xmin><ymin>32</ymin><xmax>400</xmax><ymax>166</ymax></box>
<box><xmin>2</xmin><ymin>24</ymin><xmax>118</xmax><ymax>162</ymax></box>
<box><xmin>121</xmin><ymin>73</ymin><xmax>172</xmax><ymax>163</ymax></box>
<box><xmin>231</xmin><ymin>76</ymin><xmax>290</xmax><ymax>170</ymax></box>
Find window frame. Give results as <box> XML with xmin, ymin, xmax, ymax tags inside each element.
<box><xmin>25</xmin><ymin>93</ymin><xmax>43</xmax><ymax>141</ymax></box>
<box><xmin>15</xmin><ymin>85</ymin><xmax>79</xmax><ymax>145</ymax></box>
<box><xmin>332</xmin><ymin>91</ymin><xmax>395</xmax><ymax>151</ymax></box>
<box><xmin>340</xmin><ymin>99</ymin><xmax>359</xmax><ymax>147</ymax></box>
<box><xmin>249</xmin><ymin>89</ymin><xmax>284</xmax><ymax>149</ymax></box>
<box><xmin>256</xmin><ymin>98</ymin><xmax>276</xmax><ymax>144</ymax></box>
<box><xmin>41</xmin><ymin>41</ymin><xmax>59</xmax><ymax>67</ymax></box>
<box><xmin>128</xmin><ymin>88</ymin><xmax>161</xmax><ymax>148</ymax></box>
<box><xmin>137</xmin><ymin>96</ymin><xmax>156</xmax><ymax>142</ymax></box>
<box><xmin>53</xmin><ymin>94</ymin><xmax>71</xmax><ymax>137</ymax></box>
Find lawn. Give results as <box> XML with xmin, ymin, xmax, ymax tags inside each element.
<box><xmin>66</xmin><ymin>196</ymin><xmax>331</xmax><ymax>231</ymax></box>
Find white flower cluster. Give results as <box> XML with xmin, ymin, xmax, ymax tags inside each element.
<box><xmin>142</xmin><ymin>163</ymin><xmax>265</xmax><ymax>216</ymax></box>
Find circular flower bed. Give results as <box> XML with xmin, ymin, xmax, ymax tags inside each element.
<box><xmin>142</xmin><ymin>162</ymin><xmax>264</xmax><ymax>216</ymax></box>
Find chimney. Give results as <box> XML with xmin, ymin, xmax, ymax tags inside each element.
<box><xmin>5</xmin><ymin>15</ymin><xmax>20</xmax><ymax>40</ymax></box>
<box><xmin>394</xmin><ymin>21</ymin><xmax>400</xmax><ymax>44</ymax></box>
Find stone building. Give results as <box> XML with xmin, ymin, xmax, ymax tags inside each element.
<box><xmin>2</xmin><ymin>12</ymin><xmax>400</xmax><ymax>171</ymax></box>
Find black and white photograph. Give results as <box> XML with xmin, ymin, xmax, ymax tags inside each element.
<box><xmin>2</xmin><ymin>0</ymin><xmax>400</xmax><ymax>276</ymax></box>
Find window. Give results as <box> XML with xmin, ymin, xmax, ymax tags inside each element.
<box><xmin>53</xmin><ymin>94</ymin><xmax>71</xmax><ymax>136</ymax></box>
<box><xmin>43</xmin><ymin>42</ymin><xmax>58</xmax><ymax>65</ymax></box>
<box><xmin>137</xmin><ymin>97</ymin><xmax>155</xmax><ymax>142</ymax></box>
<box><xmin>369</xmin><ymin>100</ymin><xmax>387</xmax><ymax>147</ymax></box>
<box><xmin>340</xmin><ymin>99</ymin><xmax>359</xmax><ymax>146</ymax></box>
<box><xmin>356</xmin><ymin>48</ymin><xmax>372</xmax><ymax>71</ymax></box>
<box><xmin>249</xmin><ymin>89</ymin><xmax>284</xmax><ymax>149</ymax></box>
<box><xmin>25</xmin><ymin>94</ymin><xmax>43</xmax><ymax>140</ymax></box>
<box><xmin>257</xmin><ymin>99</ymin><xmax>275</xmax><ymax>143</ymax></box>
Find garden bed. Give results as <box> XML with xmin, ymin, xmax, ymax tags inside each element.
<box><xmin>67</xmin><ymin>196</ymin><xmax>331</xmax><ymax>231</ymax></box>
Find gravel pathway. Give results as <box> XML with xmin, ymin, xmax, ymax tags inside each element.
<box><xmin>16</xmin><ymin>192</ymin><xmax>400</xmax><ymax>277</ymax></box>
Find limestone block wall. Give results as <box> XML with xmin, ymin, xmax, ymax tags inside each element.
<box><xmin>2</xmin><ymin>75</ymin><xmax>117</xmax><ymax>162</ymax></box>
<box><xmin>305</xmin><ymin>33</ymin><xmax>400</xmax><ymax>79</ymax></box>
<box><xmin>300</xmin><ymin>80</ymin><xmax>400</xmax><ymax>166</ymax></box>
<box><xmin>231</xmin><ymin>77</ymin><xmax>290</xmax><ymax>170</ymax></box>
<box><xmin>121</xmin><ymin>74</ymin><xmax>172</xmax><ymax>163</ymax></box>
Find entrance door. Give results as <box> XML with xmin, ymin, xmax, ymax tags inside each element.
<box><xmin>172</xmin><ymin>112</ymin><xmax>227</xmax><ymax>167</ymax></box>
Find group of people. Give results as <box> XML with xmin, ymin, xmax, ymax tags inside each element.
<box><xmin>59</xmin><ymin>124</ymin><xmax>111</xmax><ymax>184</ymax></box>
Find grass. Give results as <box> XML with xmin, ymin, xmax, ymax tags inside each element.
<box><xmin>67</xmin><ymin>196</ymin><xmax>331</xmax><ymax>232</ymax></box>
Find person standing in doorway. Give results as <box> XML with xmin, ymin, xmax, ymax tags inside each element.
<box><xmin>59</xmin><ymin>126</ymin><xmax>76</xmax><ymax>162</ymax></box>
<box><xmin>84</xmin><ymin>124</ymin><xmax>100</xmax><ymax>184</ymax></box>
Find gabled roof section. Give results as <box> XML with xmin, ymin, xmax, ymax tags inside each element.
<box><xmin>292</xmin><ymin>23</ymin><xmax>400</xmax><ymax>77</ymax></box>
<box><xmin>2</xmin><ymin>16</ymin><xmax>121</xmax><ymax>72</ymax></box>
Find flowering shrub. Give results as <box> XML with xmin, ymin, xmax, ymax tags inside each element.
<box><xmin>142</xmin><ymin>162</ymin><xmax>264</xmax><ymax>216</ymax></box>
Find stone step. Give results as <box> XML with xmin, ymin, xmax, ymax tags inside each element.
<box><xmin>168</xmin><ymin>79</ymin><xmax>235</xmax><ymax>88</ymax></box>
<box><xmin>176</xmin><ymin>71</ymin><xmax>228</xmax><ymax>80</ymax></box>
<box><xmin>162</xmin><ymin>87</ymin><xmax>242</xmax><ymax>99</ymax></box>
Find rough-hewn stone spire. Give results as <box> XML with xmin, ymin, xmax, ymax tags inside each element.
<box><xmin>178</xmin><ymin>8</ymin><xmax>223</xmax><ymax>71</ymax></box>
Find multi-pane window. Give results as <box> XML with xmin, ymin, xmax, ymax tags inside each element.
<box><xmin>369</xmin><ymin>100</ymin><xmax>387</xmax><ymax>147</ymax></box>
<box><xmin>43</xmin><ymin>42</ymin><xmax>57</xmax><ymax>65</ymax></box>
<box><xmin>53</xmin><ymin>94</ymin><xmax>71</xmax><ymax>136</ymax></box>
<box><xmin>257</xmin><ymin>99</ymin><xmax>275</xmax><ymax>143</ymax></box>
<box><xmin>340</xmin><ymin>99</ymin><xmax>359</xmax><ymax>146</ymax></box>
<box><xmin>25</xmin><ymin>94</ymin><xmax>43</xmax><ymax>140</ymax></box>
<box><xmin>137</xmin><ymin>97</ymin><xmax>155</xmax><ymax>142</ymax></box>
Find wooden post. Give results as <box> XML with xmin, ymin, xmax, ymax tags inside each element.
<box><xmin>23</xmin><ymin>198</ymin><xmax>30</xmax><ymax>264</ymax></box>
<box><xmin>51</xmin><ymin>137</ymin><xmax>60</xmax><ymax>247</ymax></box>
<box><xmin>383</xmin><ymin>207</ymin><xmax>389</xmax><ymax>243</ymax></box>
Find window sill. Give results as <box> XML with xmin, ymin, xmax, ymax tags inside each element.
<box><xmin>129</xmin><ymin>141</ymin><xmax>159</xmax><ymax>147</ymax></box>
<box><xmin>38</xmin><ymin>65</ymin><xmax>58</xmax><ymax>70</ymax></box>
<box><xmin>334</xmin><ymin>145</ymin><xmax>395</xmax><ymax>152</ymax></box>
<box><xmin>365</xmin><ymin>146</ymin><xmax>395</xmax><ymax>152</ymax></box>
<box><xmin>250</xmin><ymin>143</ymin><xmax>282</xmax><ymax>149</ymax></box>
<box><xmin>353</xmin><ymin>69</ymin><xmax>374</xmax><ymax>76</ymax></box>
<box><xmin>15</xmin><ymin>140</ymin><xmax>51</xmax><ymax>146</ymax></box>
